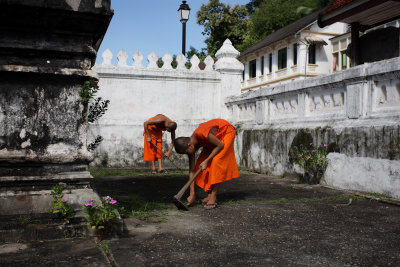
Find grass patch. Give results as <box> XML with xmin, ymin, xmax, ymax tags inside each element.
<box><xmin>89</xmin><ymin>168</ymin><xmax>187</xmax><ymax>178</ymax></box>
<box><xmin>263</xmin><ymin>199</ymin><xmax>289</xmax><ymax>204</ymax></box>
<box><xmin>219</xmin><ymin>199</ymin><xmax>252</xmax><ymax>205</ymax></box>
<box><xmin>365</xmin><ymin>192</ymin><xmax>393</xmax><ymax>200</ymax></box>
<box><xmin>100</xmin><ymin>241</ymin><xmax>111</xmax><ymax>256</ymax></box>
<box><xmin>122</xmin><ymin>195</ymin><xmax>170</xmax><ymax>222</ymax></box>
<box><xmin>220</xmin><ymin>195</ymin><xmax>362</xmax><ymax>206</ymax></box>
<box><xmin>299</xmin><ymin>195</ymin><xmax>362</xmax><ymax>202</ymax></box>
<box><xmin>90</xmin><ymin>168</ymin><xmax>259</xmax><ymax>178</ymax></box>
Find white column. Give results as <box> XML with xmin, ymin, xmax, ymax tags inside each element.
<box><xmin>215</xmin><ymin>39</ymin><xmax>244</xmax><ymax>121</ymax></box>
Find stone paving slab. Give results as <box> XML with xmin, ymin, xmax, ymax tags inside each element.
<box><xmin>0</xmin><ymin>238</ymin><xmax>108</xmax><ymax>267</ymax></box>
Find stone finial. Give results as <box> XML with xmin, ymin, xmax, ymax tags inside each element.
<box><xmin>214</xmin><ymin>39</ymin><xmax>244</xmax><ymax>73</ymax></box>
<box><xmin>204</xmin><ymin>56</ymin><xmax>214</xmax><ymax>71</ymax></box>
<box><xmin>162</xmin><ymin>53</ymin><xmax>173</xmax><ymax>70</ymax></box>
<box><xmin>102</xmin><ymin>49</ymin><xmax>113</xmax><ymax>65</ymax></box>
<box><xmin>176</xmin><ymin>54</ymin><xmax>186</xmax><ymax>70</ymax></box>
<box><xmin>117</xmin><ymin>50</ymin><xmax>128</xmax><ymax>66</ymax></box>
<box><xmin>147</xmin><ymin>52</ymin><xmax>159</xmax><ymax>69</ymax></box>
<box><xmin>132</xmin><ymin>51</ymin><xmax>143</xmax><ymax>68</ymax></box>
<box><xmin>190</xmin><ymin>55</ymin><xmax>200</xmax><ymax>71</ymax></box>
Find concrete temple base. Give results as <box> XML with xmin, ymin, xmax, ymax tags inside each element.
<box><xmin>0</xmin><ymin>1</ymin><xmax>113</xmax><ymax>216</ymax></box>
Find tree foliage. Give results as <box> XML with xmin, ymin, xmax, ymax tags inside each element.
<box><xmin>245</xmin><ymin>0</ymin><xmax>264</xmax><ymax>14</ymax></box>
<box><xmin>197</xmin><ymin>0</ymin><xmax>331</xmax><ymax>54</ymax></box>
<box><xmin>238</xmin><ymin>0</ymin><xmax>329</xmax><ymax>51</ymax></box>
<box><xmin>186</xmin><ymin>46</ymin><xmax>207</xmax><ymax>62</ymax></box>
<box><xmin>197</xmin><ymin>0</ymin><xmax>248</xmax><ymax>57</ymax></box>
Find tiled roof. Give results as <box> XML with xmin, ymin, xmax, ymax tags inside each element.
<box><xmin>239</xmin><ymin>9</ymin><xmax>321</xmax><ymax>59</ymax></box>
<box><xmin>322</xmin><ymin>0</ymin><xmax>356</xmax><ymax>15</ymax></box>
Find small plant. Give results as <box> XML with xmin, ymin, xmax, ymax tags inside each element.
<box><xmin>87</xmin><ymin>136</ymin><xmax>104</xmax><ymax>151</ymax></box>
<box><xmin>292</xmin><ymin>143</ymin><xmax>328</xmax><ymax>183</ymax></box>
<box><xmin>49</xmin><ymin>182</ymin><xmax>75</xmax><ymax>223</ymax></box>
<box><xmin>77</xmin><ymin>80</ymin><xmax>110</xmax><ymax>151</ymax></box>
<box><xmin>84</xmin><ymin>196</ymin><xmax>119</xmax><ymax>236</ymax></box>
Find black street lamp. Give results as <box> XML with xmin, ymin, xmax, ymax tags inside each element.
<box><xmin>178</xmin><ymin>1</ymin><xmax>190</xmax><ymax>56</ymax></box>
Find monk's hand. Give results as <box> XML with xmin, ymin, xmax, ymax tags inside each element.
<box><xmin>164</xmin><ymin>152</ymin><xmax>170</xmax><ymax>158</ymax></box>
<box><xmin>199</xmin><ymin>161</ymin><xmax>208</xmax><ymax>171</ymax></box>
<box><xmin>147</xmin><ymin>137</ymin><xmax>152</xmax><ymax>142</ymax></box>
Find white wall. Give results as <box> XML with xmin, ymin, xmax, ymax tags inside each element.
<box><xmin>90</xmin><ymin>39</ymin><xmax>243</xmax><ymax>167</ymax></box>
<box><xmin>226</xmin><ymin>56</ymin><xmax>400</xmax><ymax>199</ymax></box>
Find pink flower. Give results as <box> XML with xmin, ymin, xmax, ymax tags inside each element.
<box><xmin>85</xmin><ymin>201</ymin><xmax>93</xmax><ymax>207</ymax></box>
<box><xmin>309</xmin><ymin>142</ymin><xmax>313</xmax><ymax>145</ymax></box>
<box><xmin>323</xmin><ymin>144</ymin><xmax>328</xmax><ymax>147</ymax></box>
<box><xmin>62</xmin><ymin>199</ymin><xmax>67</xmax><ymax>203</ymax></box>
<box><xmin>312</xmin><ymin>150</ymin><xmax>315</xmax><ymax>153</ymax></box>
<box><xmin>306</xmin><ymin>156</ymin><xmax>311</xmax><ymax>159</ymax></box>
<box><xmin>59</xmin><ymin>182</ymin><xmax>66</xmax><ymax>185</ymax></box>
<box><xmin>104</xmin><ymin>196</ymin><xmax>111</xmax><ymax>200</ymax></box>
<box><xmin>110</xmin><ymin>200</ymin><xmax>117</xmax><ymax>205</ymax></box>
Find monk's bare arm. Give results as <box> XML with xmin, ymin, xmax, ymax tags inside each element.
<box><xmin>188</xmin><ymin>154</ymin><xmax>196</xmax><ymax>181</ymax></box>
<box><xmin>143</xmin><ymin>121</ymin><xmax>151</xmax><ymax>142</ymax></box>
<box><xmin>198</xmin><ymin>132</ymin><xmax>224</xmax><ymax>171</ymax></box>
<box><xmin>165</xmin><ymin>131</ymin><xmax>175</xmax><ymax>157</ymax></box>
<box><xmin>144</xmin><ymin>115</ymin><xmax>167</xmax><ymax>141</ymax></box>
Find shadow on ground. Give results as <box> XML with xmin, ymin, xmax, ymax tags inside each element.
<box><xmin>1</xmin><ymin>172</ymin><xmax>400</xmax><ymax>266</ymax></box>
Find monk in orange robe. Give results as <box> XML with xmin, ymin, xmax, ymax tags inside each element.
<box><xmin>174</xmin><ymin>119</ymin><xmax>239</xmax><ymax>209</ymax></box>
<box><xmin>144</xmin><ymin>114</ymin><xmax>177</xmax><ymax>174</ymax></box>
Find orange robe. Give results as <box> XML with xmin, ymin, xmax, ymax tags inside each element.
<box><xmin>143</xmin><ymin>114</ymin><xmax>172</xmax><ymax>161</ymax></box>
<box><xmin>193</xmin><ymin>119</ymin><xmax>240</xmax><ymax>192</ymax></box>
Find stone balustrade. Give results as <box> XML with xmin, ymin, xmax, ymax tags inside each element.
<box><xmin>98</xmin><ymin>49</ymin><xmax>215</xmax><ymax>71</ymax></box>
<box><xmin>227</xmin><ymin>57</ymin><xmax>400</xmax><ymax>127</ymax></box>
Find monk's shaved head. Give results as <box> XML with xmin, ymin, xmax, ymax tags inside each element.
<box><xmin>174</xmin><ymin>137</ymin><xmax>190</xmax><ymax>154</ymax></box>
<box><xmin>168</xmin><ymin>121</ymin><xmax>177</xmax><ymax>132</ymax></box>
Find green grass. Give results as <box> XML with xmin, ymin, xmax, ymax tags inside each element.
<box><xmin>121</xmin><ymin>195</ymin><xmax>171</xmax><ymax>222</ymax></box>
<box><xmin>100</xmin><ymin>241</ymin><xmax>110</xmax><ymax>256</ymax></box>
<box><xmin>365</xmin><ymin>192</ymin><xmax>393</xmax><ymax>200</ymax></box>
<box><xmin>90</xmin><ymin>168</ymin><xmax>257</xmax><ymax>177</ymax></box>
<box><xmin>89</xmin><ymin>168</ymin><xmax>187</xmax><ymax>177</ymax></box>
<box><xmin>219</xmin><ymin>195</ymin><xmax>362</xmax><ymax>206</ymax></box>
<box><xmin>299</xmin><ymin>195</ymin><xmax>362</xmax><ymax>202</ymax></box>
<box><xmin>219</xmin><ymin>199</ymin><xmax>252</xmax><ymax>205</ymax></box>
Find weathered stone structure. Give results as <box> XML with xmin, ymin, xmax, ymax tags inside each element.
<box><xmin>0</xmin><ymin>0</ymin><xmax>113</xmax><ymax>215</ymax></box>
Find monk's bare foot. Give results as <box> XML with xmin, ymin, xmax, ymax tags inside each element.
<box><xmin>202</xmin><ymin>197</ymin><xmax>210</xmax><ymax>204</ymax></box>
<box><xmin>204</xmin><ymin>203</ymin><xmax>218</xmax><ymax>209</ymax></box>
<box><xmin>187</xmin><ymin>196</ymin><xmax>199</xmax><ymax>207</ymax></box>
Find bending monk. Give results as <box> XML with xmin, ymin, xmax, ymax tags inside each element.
<box><xmin>174</xmin><ymin>118</ymin><xmax>239</xmax><ymax>209</ymax></box>
<box><xmin>144</xmin><ymin>114</ymin><xmax>177</xmax><ymax>174</ymax></box>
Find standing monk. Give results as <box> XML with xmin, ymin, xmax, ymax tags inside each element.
<box><xmin>173</xmin><ymin>118</ymin><xmax>239</xmax><ymax>209</ymax></box>
<box><xmin>144</xmin><ymin>114</ymin><xmax>177</xmax><ymax>174</ymax></box>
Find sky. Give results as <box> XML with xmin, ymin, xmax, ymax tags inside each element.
<box><xmin>96</xmin><ymin>0</ymin><xmax>249</xmax><ymax>65</ymax></box>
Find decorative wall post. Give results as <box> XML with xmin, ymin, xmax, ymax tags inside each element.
<box><xmin>215</xmin><ymin>39</ymin><xmax>244</xmax><ymax>120</ymax></box>
<box><xmin>0</xmin><ymin>1</ymin><xmax>113</xmax><ymax>215</ymax></box>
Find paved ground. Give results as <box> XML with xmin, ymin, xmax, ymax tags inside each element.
<box><xmin>1</xmin><ymin>172</ymin><xmax>400</xmax><ymax>266</ymax></box>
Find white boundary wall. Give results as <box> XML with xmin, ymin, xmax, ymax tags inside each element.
<box><xmin>226</xmin><ymin>56</ymin><xmax>400</xmax><ymax>198</ymax></box>
<box><xmin>90</xmin><ymin>39</ymin><xmax>243</xmax><ymax>167</ymax></box>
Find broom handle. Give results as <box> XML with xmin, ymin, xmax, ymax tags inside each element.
<box><xmin>149</xmin><ymin>140</ymin><xmax>183</xmax><ymax>171</ymax></box>
<box><xmin>174</xmin><ymin>169</ymin><xmax>202</xmax><ymax>200</ymax></box>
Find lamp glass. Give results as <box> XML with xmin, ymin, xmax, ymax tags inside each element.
<box><xmin>179</xmin><ymin>9</ymin><xmax>190</xmax><ymax>21</ymax></box>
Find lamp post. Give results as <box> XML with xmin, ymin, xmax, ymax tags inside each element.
<box><xmin>178</xmin><ymin>1</ymin><xmax>190</xmax><ymax>56</ymax></box>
